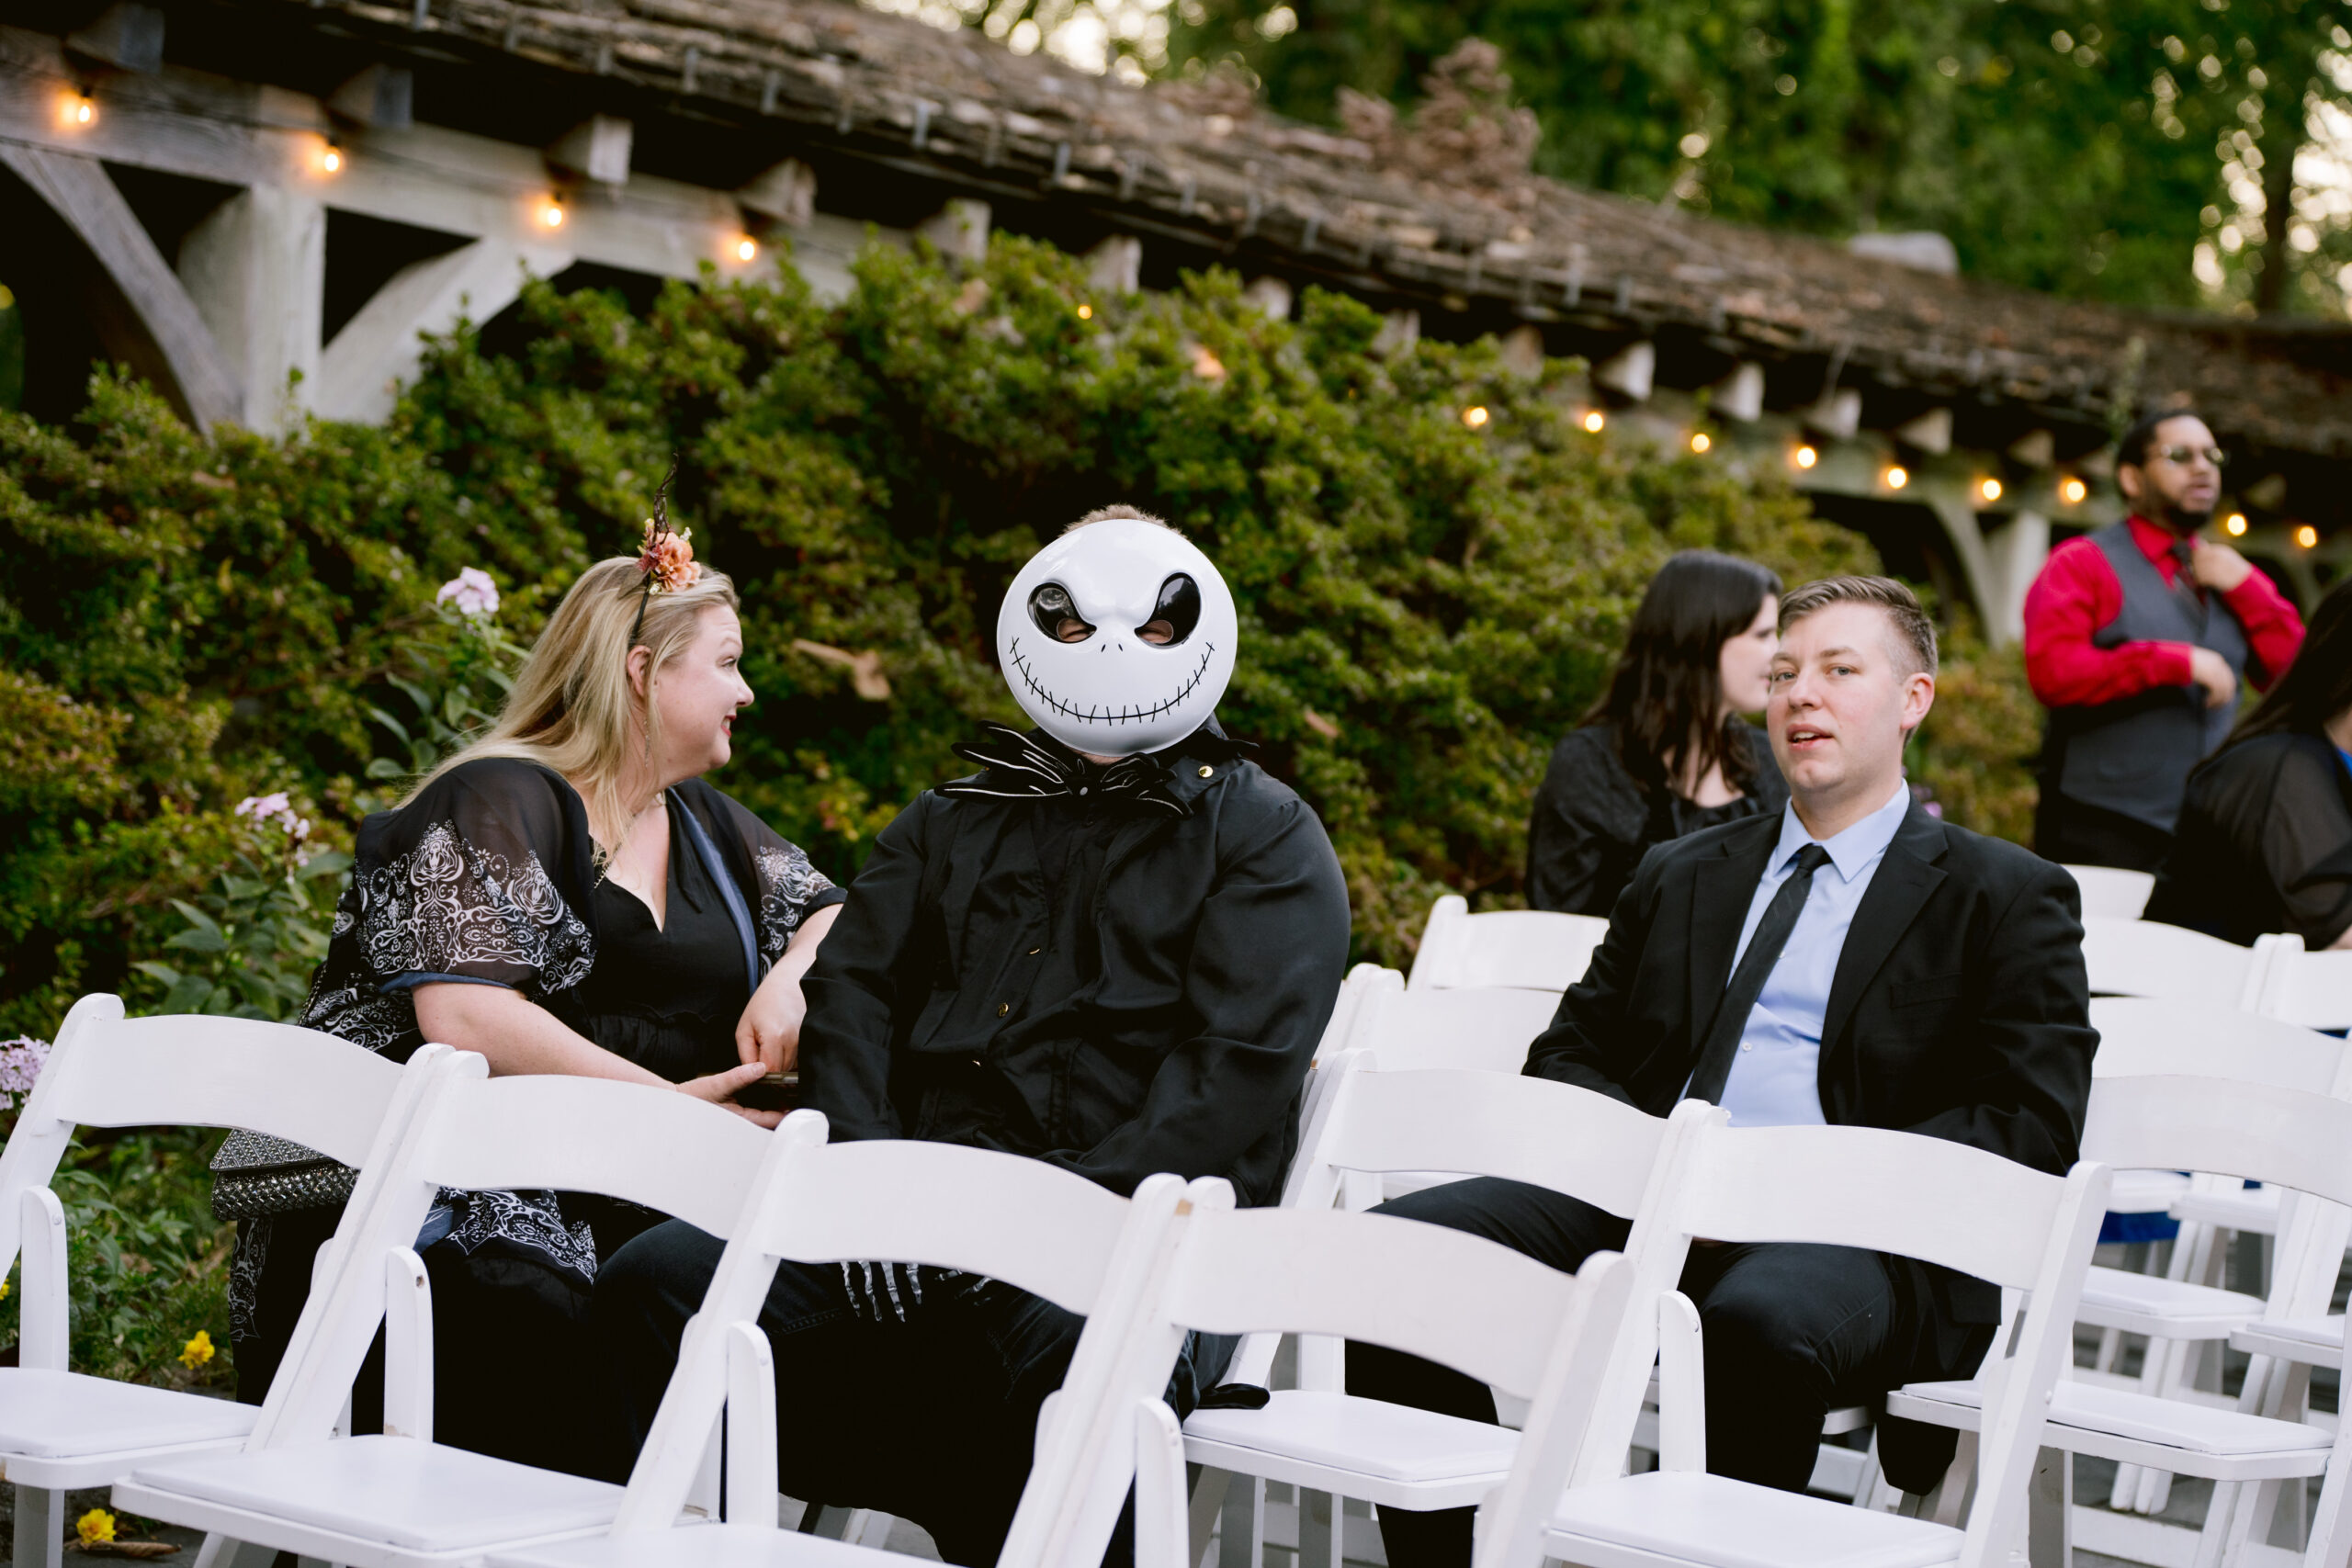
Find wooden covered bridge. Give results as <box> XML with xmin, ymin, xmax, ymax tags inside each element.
<box><xmin>4</xmin><ymin>0</ymin><xmax>2349</xmax><ymax>638</ymax></box>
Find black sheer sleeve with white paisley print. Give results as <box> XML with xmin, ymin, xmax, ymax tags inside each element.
<box><xmin>669</xmin><ymin>777</ymin><xmax>845</xmax><ymax>968</ymax></box>
<box><xmin>300</xmin><ymin>758</ymin><xmax>602</xmax><ymax>1060</ymax></box>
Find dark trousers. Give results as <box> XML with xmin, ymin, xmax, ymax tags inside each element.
<box><xmin>1347</xmin><ymin>1178</ymin><xmax>1983</xmax><ymax>1568</ymax></box>
<box><xmin>594</xmin><ymin>1217</ymin><xmax>1233</xmax><ymax>1568</ymax></box>
<box><xmin>2035</xmin><ymin>788</ymin><xmax>2174</xmax><ymax>873</ymax></box>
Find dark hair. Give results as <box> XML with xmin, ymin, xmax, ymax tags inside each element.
<box><xmin>1778</xmin><ymin>575</ymin><xmax>1939</xmax><ymax>677</ymax></box>
<box><xmin>2213</xmin><ymin>574</ymin><xmax>2352</xmax><ymax>758</ymax></box>
<box><xmin>2117</xmin><ymin>407</ymin><xmax>2208</xmax><ymax>469</ymax></box>
<box><xmin>1584</xmin><ymin>550</ymin><xmax>1782</xmax><ymax>795</ymax></box>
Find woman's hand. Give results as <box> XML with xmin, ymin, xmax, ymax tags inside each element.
<box><xmin>678</xmin><ymin>1060</ymin><xmax>782</xmax><ymax>1127</ymax></box>
<box><xmin>736</xmin><ymin>968</ymin><xmax>809</xmax><ymax>1075</ymax></box>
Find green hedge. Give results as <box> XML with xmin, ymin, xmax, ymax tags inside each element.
<box><xmin>0</xmin><ymin>233</ymin><xmax>2034</xmax><ymax>1042</ymax></box>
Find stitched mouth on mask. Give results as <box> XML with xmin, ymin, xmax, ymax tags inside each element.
<box><xmin>1006</xmin><ymin>638</ymin><xmax>1218</xmax><ymax>727</ymax></box>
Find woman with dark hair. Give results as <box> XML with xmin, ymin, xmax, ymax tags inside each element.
<box><xmin>2146</xmin><ymin>574</ymin><xmax>2352</xmax><ymax>947</ymax></box>
<box><xmin>1526</xmin><ymin>550</ymin><xmax>1787</xmax><ymax>915</ymax></box>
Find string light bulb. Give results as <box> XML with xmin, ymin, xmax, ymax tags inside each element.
<box><xmin>2224</xmin><ymin>513</ymin><xmax>2248</xmax><ymax>536</ymax></box>
<box><xmin>1582</xmin><ymin>410</ymin><xmax>1605</xmax><ymax>434</ymax></box>
<box><xmin>1077</xmin><ymin>303</ymin><xmax>1092</xmax><ymax>320</ymax></box>
<box><xmin>2060</xmin><ymin>476</ymin><xmax>2088</xmax><ymax>505</ymax></box>
<box><xmin>734</xmin><ymin>236</ymin><xmax>758</xmax><ymax>263</ymax></box>
<box><xmin>62</xmin><ymin>90</ymin><xmax>95</xmax><ymax>128</ymax></box>
<box><xmin>540</xmin><ymin>198</ymin><xmax>566</xmax><ymax>230</ymax></box>
<box><xmin>1690</xmin><ymin>432</ymin><xmax>1712</xmax><ymax>454</ymax></box>
<box><xmin>1980</xmin><ymin>478</ymin><xmax>2003</xmax><ymax>502</ymax></box>
<box><xmin>1794</xmin><ymin>445</ymin><xmax>1818</xmax><ymax>469</ymax></box>
<box><xmin>1462</xmin><ymin>405</ymin><xmax>1490</xmax><ymax>430</ymax></box>
<box><xmin>1885</xmin><ymin>465</ymin><xmax>1910</xmax><ymax>490</ymax></box>
<box><xmin>319</xmin><ymin>142</ymin><xmax>343</xmax><ymax>175</ymax></box>
<box><xmin>2297</xmin><ymin>525</ymin><xmax>2319</xmax><ymax>549</ymax></box>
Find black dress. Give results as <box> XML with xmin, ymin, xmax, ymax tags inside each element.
<box><xmin>1525</xmin><ymin>722</ymin><xmax>1787</xmax><ymax>916</ymax></box>
<box><xmin>226</xmin><ymin>759</ymin><xmax>842</xmax><ymax>1474</ymax></box>
<box><xmin>2145</xmin><ymin>732</ymin><xmax>2352</xmax><ymax>948</ymax></box>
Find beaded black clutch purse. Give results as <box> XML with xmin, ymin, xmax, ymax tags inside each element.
<box><xmin>209</xmin><ymin>1131</ymin><xmax>356</xmax><ymax>1221</ymax></box>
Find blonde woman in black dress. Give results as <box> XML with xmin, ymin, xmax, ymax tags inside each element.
<box><xmin>222</xmin><ymin>524</ymin><xmax>842</xmax><ymax>1474</ymax></box>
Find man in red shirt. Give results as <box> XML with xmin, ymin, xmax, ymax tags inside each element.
<box><xmin>2024</xmin><ymin>410</ymin><xmax>2305</xmax><ymax>871</ymax></box>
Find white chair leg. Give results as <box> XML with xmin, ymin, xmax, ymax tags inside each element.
<box><xmin>1297</xmin><ymin>1490</ymin><xmax>1343</xmax><ymax>1568</ymax></box>
<box><xmin>2028</xmin><ymin>1447</ymin><xmax>2072</xmax><ymax>1568</ymax></box>
<box><xmin>1190</xmin><ymin>1468</ymin><xmax>1232</xmax><ymax>1568</ymax></box>
<box><xmin>808</xmin><ymin>1506</ymin><xmax>858</xmax><ymax>1540</ymax></box>
<box><xmin>192</xmin><ymin>1534</ymin><xmax>281</xmax><ymax>1568</ymax></box>
<box><xmin>14</xmin><ymin>1483</ymin><xmax>62</xmax><ymax>1568</ymax></box>
<box><xmin>1218</xmin><ymin>1472</ymin><xmax>1264</xmax><ymax>1568</ymax></box>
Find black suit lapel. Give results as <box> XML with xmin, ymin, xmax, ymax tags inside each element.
<box><xmin>1820</xmin><ymin>805</ymin><xmax>1950</xmax><ymax>1054</ymax></box>
<box><xmin>1689</xmin><ymin>818</ymin><xmax>1781</xmax><ymax>1041</ymax></box>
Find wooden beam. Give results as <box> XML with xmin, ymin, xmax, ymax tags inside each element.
<box><xmin>0</xmin><ymin>142</ymin><xmax>239</xmax><ymax>431</ymax></box>
<box><xmin>737</xmin><ymin>157</ymin><xmax>814</xmax><ymax>228</ymax></box>
<box><xmin>329</xmin><ymin>64</ymin><xmax>413</xmax><ymax>131</ymax></box>
<box><xmin>547</xmin><ymin>114</ymin><xmax>631</xmax><ymax>189</ymax></box>
<box><xmin>316</xmin><ymin>237</ymin><xmax>571</xmax><ymax>422</ymax></box>
<box><xmin>177</xmin><ymin>186</ymin><xmax>324</xmax><ymax>434</ymax></box>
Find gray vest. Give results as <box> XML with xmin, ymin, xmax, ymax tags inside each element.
<box><xmin>2048</xmin><ymin>523</ymin><xmax>2249</xmax><ymax>832</ymax></box>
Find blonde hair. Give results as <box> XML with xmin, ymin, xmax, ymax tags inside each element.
<box><xmin>1063</xmin><ymin>504</ymin><xmax>1181</xmax><ymax>535</ymax></box>
<box><xmin>408</xmin><ymin>557</ymin><xmax>741</xmax><ymax>850</ymax></box>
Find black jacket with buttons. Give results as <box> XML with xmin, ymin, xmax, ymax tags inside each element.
<box><xmin>797</xmin><ymin>725</ymin><xmax>1352</xmax><ymax>1207</ymax></box>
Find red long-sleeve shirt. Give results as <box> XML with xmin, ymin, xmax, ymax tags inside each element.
<box><xmin>2023</xmin><ymin>516</ymin><xmax>2305</xmax><ymax>709</ymax></box>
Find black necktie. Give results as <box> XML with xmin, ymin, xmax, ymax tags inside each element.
<box><xmin>2171</xmin><ymin>539</ymin><xmax>2207</xmax><ymax>616</ymax></box>
<box><xmin>1686</xmin><ymin>842</ymin><xmax>1834</xmax><ymax>1106</ymax></box>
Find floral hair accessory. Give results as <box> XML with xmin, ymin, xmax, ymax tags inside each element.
<box><xmin>628</xmin><ymin>456</ymin><xmax>697</xmax><ymax>644</ymax></box>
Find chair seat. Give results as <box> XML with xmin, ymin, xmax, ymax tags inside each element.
<box><xmin>2171</xmin><ymin>1185</ymin><xmax>2281</xmax><ymax>1235</ymax></box>
<box><xmin>129</xmin><ymin>1434</ymin><xmax>625</xmax><ymax>1553</ymax></box>
<box><xmin>2077</xmin><ymin>1265</ymin><xmax>2266</xmax><ymax>1336</ymax></box>
<box><xmin>2231</xmin><ymin>1315</ymin><xmax>2346</xmax><ymax>1369</ymax></box>
<box><xmin>0</xmin><ymin>1370</ymin><xmax>258</xmax><ymax>1458</ymax></box>
<box><xmin>493</xmin><ymin>1524</ymin><xmax>888</xmax><ymax>1568</ymax></box>
<box><xmin>1182</xmin><ymin>1391</ymin><xmax>1519</xmax><ymax>1484</ymax></box>
<box><xmin>1544</xmin><ymin>1470</ymin><xmax>1962</xmax><ymax>1568</ymax></box>
<box><xmin>1891</xmin><ymin>1378</ymin><xmax>2332</xmax><ymax>1458</ymax></box>
<box><xmin>2108</xmin><ymin>1170</ymin><xmax>2194</xmax><ymax>1214</ymax></box>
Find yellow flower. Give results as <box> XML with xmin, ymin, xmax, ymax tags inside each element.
<box><xmin>1</xmin><ymin>1275</ymin><xmax>10</xmax><ymax>1301</ymax></box>
<box><xmin>179</xmin><ymin>1329</ymin><xmax>215</xmax><ymax>1369</ymax></box>
<box><xmin>77</xmin><ymin>1508</ymin><xmax>117</xmax><ymax>1546</ymax></box>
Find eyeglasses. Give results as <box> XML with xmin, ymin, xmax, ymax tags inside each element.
<box><xmin>2151</xmin><ymin>444</ymin><xmax>2228</xmax><ymax>468</ymax></box>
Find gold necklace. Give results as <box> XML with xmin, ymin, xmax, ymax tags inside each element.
<box><xmin>593</xmin><ymin>790</ymin><xmax>665</xmax><ymax>889</ymax></box>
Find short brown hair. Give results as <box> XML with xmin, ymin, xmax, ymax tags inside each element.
<box><xmin>1064</xmin><ymin>504</ymin><xmax>1180</xmax><ymax>535</ymax></box>
<box><xmin>1778</xmin><ymin>575</ymin><xmax>1939</xmax><ymax>676</ymax></box>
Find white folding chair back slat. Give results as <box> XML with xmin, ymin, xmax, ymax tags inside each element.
<box><xmin>2088</xmin><ymin>998</ymin><xmax>2346</xmax><ymax>1089</ymax></box>
<box><xmin>424</xmin><ymin>1075</ymin><xmax>775</xmax><ymax>1239</ymax></box>
<box><xmin>2082</xmin><ymin>1077</ymin><xmax>2352</xmax><ymax>1208</ymax></box>
<box><xmin>1667</xmin><ymin>1123</ymin><xmax>2073</xmax><ymax>1291</ymax></box>
<box><xmin>2062</xmin><ymin>864</ymin><xmax>2156</xmax><ymax>920</ymax></box>
<box><xmin>1169</xmin><ymin>1206</ymin><xmax>1595</xmax><ymax>1403</ymax></box>
<box><xmin>1349</xmin><ymin>987</ymin><xmax>1563</xmax><ymax>1076</ymax></box>
<box><xmin>2080</xmin><ymin>916</ymin><xmax>2269</xmax><ymax>1007</ymax></box>
<box><xmin>1405</xmin><ymin>895</ymin><xmax>1607</xmax><ymax>993</ymax></box>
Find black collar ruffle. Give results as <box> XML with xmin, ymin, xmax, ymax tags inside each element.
<box><xmin>939</xmin><ymin>723</ymin><xmax>1253</xmax><ymax>818</ymax></box>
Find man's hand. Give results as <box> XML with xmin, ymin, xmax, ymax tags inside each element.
<box><xmin>736</xmin><ymin>967</ymin><xmax>809</xmax><ymax>1075</ymax></box>
<box><xmin>2191</xmin><ymin>539</ymin><xmax>2255</xmax><ymax>594</ymax></box>
<box><xmin>2188</xmin><ymin>647</ymin><xmax>2239</xmax><ymax>710</ymax></box>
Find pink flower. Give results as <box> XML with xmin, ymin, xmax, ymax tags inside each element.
<box><xmin>234</xmin><ymin>793</ymin><xmax>291</xmax><ymax>822</ymax></box>
<box><xmin>435</xmin><ymin>567</ymin><xmax>501</xmax><ymax>617</ymax></box>
<box><xmin>0</xmin><ymin>1036</ymin><xmax>51</xmax><ymax>1111</ymax></box>
<box><xmin>637</xmin><ymin>523</ymin><xmax>702</xmax><ymax>593</ymax></box>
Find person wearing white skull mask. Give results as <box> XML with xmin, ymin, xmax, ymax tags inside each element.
<box><xmin>595</xmin><ymin>506</ymin><xmax>1351</xmax><ymax>1566</ymax></box>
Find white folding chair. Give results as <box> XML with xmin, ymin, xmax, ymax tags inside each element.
<box><xmin>1890</xmin><ymin>1075</ymin><xmax>2352</xmax><ymax>1568</ymax></box>
<box><xmin>2062</xmin><ymin>864</ymin><xmax>2156</xmax><ymax>919</ymax></box>
<box><xmin>1337</xmin><ymin>967</ymin><xmax>1561</xmax><ymax>1077</ymax></box>
<box><xmin>0</xmin><ymin>994</ymin><xmax>456</xmax><ymax>1568</ymax></box>
<box><xmin>2080</xmin><ymin>916</ymin><xmax>2289</xmax><ymax>1007</ymax></box>
<box><xmin>1405</xmin><ymin>895</ymin><xmax>1608</xmax><ymax>992</ymax></box>
<box><xmin>1137</xmin><ymin>1205</ymin><xmax>1637</xmax><ymax>1568</ymax></box>
<box><xmin>115</xmin><ymin>1057</ymin><xmax>772</xmax><ymax>1568</ymax></box>
<box><xmin>1185</xmin><ymin>1052</ymin><xmax>1706</xmax><ymax>1568</ymax></box>
<box><xmin>1502</xmin><ymin>1115</ymin><xmax>2112</xmax><ymax>1568</ymax></box>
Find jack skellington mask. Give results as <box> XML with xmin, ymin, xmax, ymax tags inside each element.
<box><xmin>995</xmin><ymin>518</ymin><xmax>1238</xmax><ymax>757</ymax></box>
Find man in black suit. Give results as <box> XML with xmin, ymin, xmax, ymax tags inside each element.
<box><xmin>1349</xmin><ymin>575</ymin><xmax>2096</xmax><ymax>1568</ymax></box>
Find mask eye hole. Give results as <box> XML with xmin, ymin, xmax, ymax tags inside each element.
<box><xmin>1029</xmin><ymin>582</ymin><xmax>1095</xmax><ymax>643</ymax></box>
<box><xmin>1138</xmin><ymin>574</ymin><xmax>1200</xmax><ymax>646</ymax></box>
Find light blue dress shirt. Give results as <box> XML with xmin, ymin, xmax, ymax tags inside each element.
<box><xmin>1713</xmin><ymin>779</ymin><xmax>1914</xmax><ymax>1128</ymax></box>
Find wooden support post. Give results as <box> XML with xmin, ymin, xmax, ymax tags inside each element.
<box><xmin>0</xmin><ymin>144</ymin><xmax>241</xmax><ymax>432</ymax></box>
<box><xmin>1087</xmin><ymin>235</ymin><xmax>1141</xmax><ymax>294</ymax></box>
<box><xmin>917</xmin><ymin>197</ymin><xmax>990</xmax><ymax>263</ymax></box>
<box><xmin>1984</xmin><ymin>509</ymin><xmax>2052</xmax><ymax>647</ymax></box>
<box><xmin>316</xmin><ymin>238</ymin><xmax>570</xmax><ymax>422</ymax></box>
<box><xmin>547</xmin><ymin>115</ymin><xmax>633</xmax><ymax>189</ymax></box>
<box><xmin>178</xmin><ymin>185</ymin><xmax>325</xmax><ymax>434</ymax></box>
